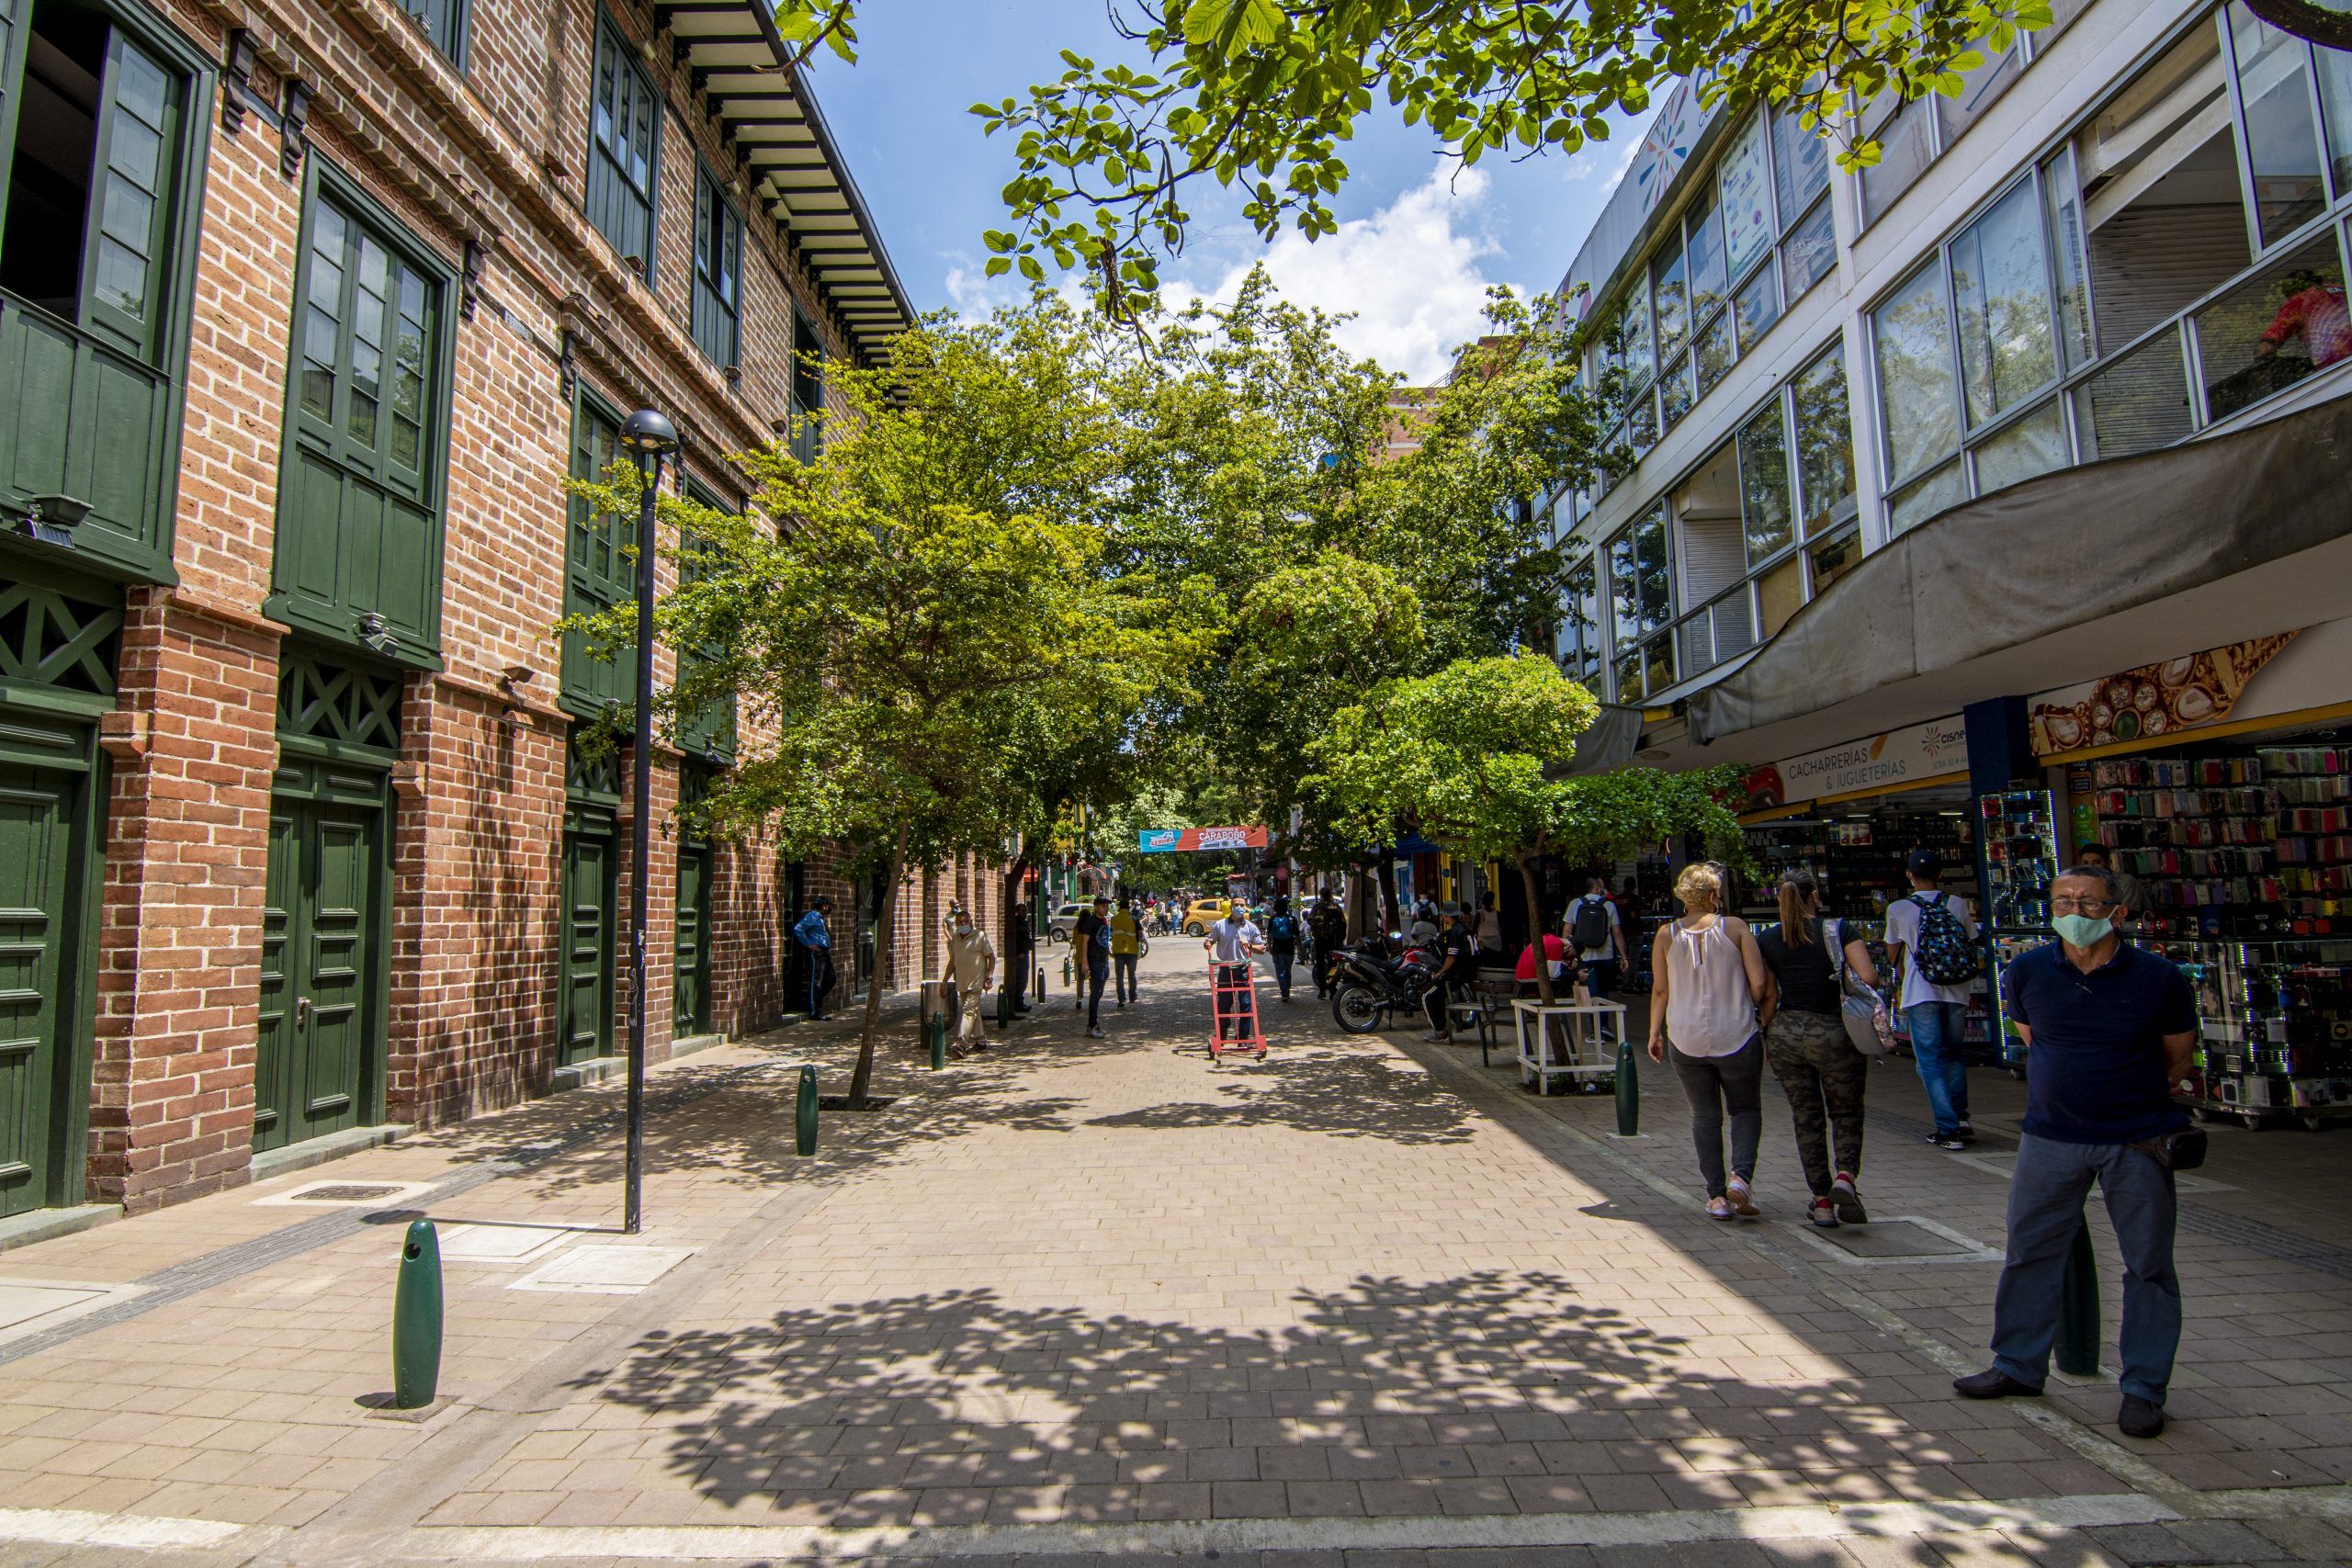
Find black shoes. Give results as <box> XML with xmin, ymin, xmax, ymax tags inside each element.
<box><xmin>1952</xmin><ymin>1369</ymin><xmax>2042</xmax><ymax>1400</ymax></box>
<box><xmin>2119</xmin><ymin>1395</ymin><xmax>2165</xmax><ymax>1438</ymax></box>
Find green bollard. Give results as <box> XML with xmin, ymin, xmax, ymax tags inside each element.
<box><xmin>1614</xmin><ymin>1037</ymin><xmax>1640</xmax><ymax>1136</ymax></box>
<box><xmin>795</xmin><ymin>1064</ymin><xmax>819</xmax><ymax>1156</ymax></box>
<box><xmin>2055</xmin><ymin>1220</ymin><xmax>2100</xmax><ymax>1377</ymax></box>
<box><xmin>392</xmin><ymin>1218</ymin><xmax>443</xmax><ymax>1409</ymax></box>
<box><xmin>995</xmin><ymin>980</ymin><xmax>1011</xmax><ymax>1029</ymax></box>
<box><xmin>930</xmin><ymin>1010</ymin><xmax>948</xmax><ymax>1070</ymax></box>
<box><xmin>1062</xmin><ymin>953</ymin><xmax>1073</xmax><ymax>987</ymax></box>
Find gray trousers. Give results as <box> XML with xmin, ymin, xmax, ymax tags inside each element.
<box><xmin>1668</xmin><ymin>1035</ymin><xmax>1764</xmax><ymax>1199</ymax></box>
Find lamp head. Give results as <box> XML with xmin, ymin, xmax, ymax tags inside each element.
<box><xmin>618</xmin><ymin>408</ymin><xmax>679</xmax><ymax>457</ymax></box>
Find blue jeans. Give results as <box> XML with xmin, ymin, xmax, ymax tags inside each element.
<box><xmin>1271</xmin><ymin>951</ymin><xmax>1295</xmax><ymax>998</ymax></box>
<box><xmin>1905</xmin><ymin>1000</ymin><xmax>1971</xmax><ymax>1134</ymax></box>
<box><xmin>1991</xmin><ymin>1134</ymin><xmax>2181</xmax><ymax>1404</ymax></box>
<box><xmin>1087</xmin><ymin>958</ymin><xmax>1110</xmax><ymax>1028</ymax></box>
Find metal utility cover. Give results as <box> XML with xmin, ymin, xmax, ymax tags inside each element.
<box><xmin>435</xmin><ymin>1224</ymin><xmax>587</xmax><ymax>1264</ymax></box>
<box><xmin>1796</xmin><ymin>1216</ymin><xmax>2002</xmax><ymax>1265</ymax></box>
<box><xmin>509</xmin><ymin>1244</ymin><xmax>694</xmax><ymax>1294</ymax></box>
<box><xmin>254</xmin><ymin>1179</ymin><xmax>434</xmax><ymax>1208</ymax></box>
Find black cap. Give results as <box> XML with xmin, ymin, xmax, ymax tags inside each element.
<box><xmin>1907</xmin><ymin>849</ymin><xmax>1943</xmax><ymax>880</ymax></box>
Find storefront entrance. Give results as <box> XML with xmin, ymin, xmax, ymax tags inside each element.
<box><xmin>255</xmin><ymin>784</ymin><xmax>385</xmax><ymax>1152</ymax></box>
<box><xmin>673</xmin><ymin>840</ymin><xmax>711</xmax><ymax>1037</ymax></box>
<box><xmin>559</xmin><ymin>818</ymin><xmax>617</xmax><ymax>1066</ymax></box>
<box><xmin>0</xmin><ymin>759</ymin><xmax>96</xmax><ymax>1219</ymax></box>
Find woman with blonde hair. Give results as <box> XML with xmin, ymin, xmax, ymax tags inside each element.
<box><xmin>1758</xmin><ymin>870</ymin><xmax>1880</xmax><ymax>1228</ymax></box>
<box><xmin>1648</xmin><ymin>862</ymin><xmax>1770</xmax><ymax>1220</ymax></box>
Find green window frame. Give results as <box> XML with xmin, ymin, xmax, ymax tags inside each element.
<box><xmin>691</xmin><ymin>163</ymin><xmax>741</xmax><ymax>370</ymax></box>
<box><xmin>675</xmin><ymin>474</ymin><xmax>737</xmax><ymax>762</ymax></box>
<box><xmin>399</xmin><ymin>0</ymin><xmax>468</xmax><ymax>69</ymax></box>
<box><xmin>585</xmin><ymin>12</ymin><xmax>658</xmax><ymax>283</ymax></box>
<box><xmin>561</xmin><ymin>390</ymin><xmax>634</xmax><ymax>714</ymax></box>
<box><xmin>787</xmin><ymin>304</ymin><xmax>824</xmax><ymax>460</ymax></box>
<box><xmin>268</xmin><ymin>160</ymin><xmax>454</xmax><ymax>662</ymax></box>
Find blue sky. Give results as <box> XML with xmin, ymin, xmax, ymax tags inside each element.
<box><xmin>806</xmin><ymin>1</ymin><xmax>1650</xmax><ymax>382</ymax></box>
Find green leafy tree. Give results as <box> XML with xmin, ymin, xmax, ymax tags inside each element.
<box><xmin>1311</xmin><ymin>654</ymin><xmax>1746</xmax><ymax>1000</ymax></box>
<box><xmin>569</xmin><ymin>303</ymin><xmax>1186</xmax><ymax>1105</ymax></box>
<box><xmin>777</xmin><ymin>0</ymin><xmax>2041</xmax><ymax>314</ymax></box>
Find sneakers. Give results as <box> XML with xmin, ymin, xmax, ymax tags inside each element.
<box><xmin>1422</xmin><ymin>1032</ymin><xmax>1451</xmax><ymax>1043</ymax></box>
<box><xmin>1705</xmin><ymin>1196</ymin><xmax>1736</xmax><ymax>1221</ymax></box>
<box><xmin>1952</xmin><ymin>1368</ymin><xmax>2041</xmax><ymax>1400</ymax></box>
<box><xmin>1926</xmin><ymin>1131</ymin><xmax>1968</xmax><ymax>1151</ymax></box>
<box><xmin>1725</xmin><ymin>1178</ymin><xmax>1759</xmax><ymax>1217</ymax></box>
<box><xmin>1954</xmin><ymin>1121</ymin><xmax>1976</xmax><ymax>1141</ymax></box>
<box><xmin>1832</xmin><ymin>1174</ymin><xmax>1868</xmax><ymax>1225</ymax></box>
<box><xmin>1088</xmin><ymin>1027</ymin><xmax>1106</xmax><ymax>1039</ymax></box>
<box><xmin>1808</xmin><ymin>1197</ymin><xmax>1841</xmax><ymax>1228</ymax></box>
<box><xmin>2119</xmin><ymin>1394</ymin><xmax>2165</xmax><ymax>1438</ymax></box>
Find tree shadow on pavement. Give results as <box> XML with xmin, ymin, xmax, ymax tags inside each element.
<box><xmin>1081</xmin><ymin>1048</ymin><xmax>1477</xmax><ymax>1145</ymax></box>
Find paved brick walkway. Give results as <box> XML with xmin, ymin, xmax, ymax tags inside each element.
<box><xmin>0</xmin><ymin>945</ymin><xmax>2347</xmax><ymax>1566</ymax></box>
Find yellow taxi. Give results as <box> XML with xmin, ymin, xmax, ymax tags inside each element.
<box><xmin>1179</xmin><ymin>897</ymin><xmax>1231</xmax><ymax>936</ymax></box>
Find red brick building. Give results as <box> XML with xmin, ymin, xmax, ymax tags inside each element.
<box><xmin>0</xmin><ymin>0</ymin><xmax>1001</xmax><ymax>1224</ymax></box>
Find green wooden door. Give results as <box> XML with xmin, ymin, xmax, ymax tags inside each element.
<box><xmin>0</xmin><ymin>766</ymin><xmax>74</xmax><ymax>1219</ymax></box>
<box><xmin>673</xmin><ymin>843</ymin><xmax>710</xmax><ymax>1036</ymax></box>
<box><xmin>254</xmin><ymin>798</ymin><xmax>380</xmax><ymax>1152</ymax></box>
<box><xmin>560</xmin><ymin>828</ymin><xmax>616</xmax><ymax>1064</ymax></box>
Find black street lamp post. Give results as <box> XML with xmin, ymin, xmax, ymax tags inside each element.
<box><xmin>616</xmin><ymin>407</ymin><xmax>679</xmax><ymax>1235</ymax></box>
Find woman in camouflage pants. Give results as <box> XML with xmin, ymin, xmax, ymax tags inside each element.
<box><xmin>1757</xmin><ymin>872</ymin><xmax>1882</xmax><ymax>1230</ymax></box>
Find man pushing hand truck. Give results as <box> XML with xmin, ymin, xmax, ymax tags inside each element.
<box><xmin>1203</xmin><ymin>905</ymin><xmax>1267</xmax><ymax>1061</ymax></box>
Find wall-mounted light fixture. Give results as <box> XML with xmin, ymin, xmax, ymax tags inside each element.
<box><xmin>16</xmin><ymin>493</ymin><xmax>91</xmax><ymax>549</ymax></box>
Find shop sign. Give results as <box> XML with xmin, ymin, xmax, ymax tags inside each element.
<box><xmin>1136</xmin><ymin>825</ymin><xmax>1269</xmax><ymax>853</ymax></box>
<box><xmin>2030</xmin><ymin>633</ymin><xmax>2300</xmax><ymax>755</ymax></box>
<box><xmin>1744</xmin><ymin>716</ymin><xmax>1970</xmax><ymax>809</ymax></box>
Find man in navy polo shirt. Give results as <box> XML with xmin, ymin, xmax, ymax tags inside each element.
<box><xmin>1953</xmin><ymin>866</ymin><xmax>2199</xmax><ymax>1438</ymax></box>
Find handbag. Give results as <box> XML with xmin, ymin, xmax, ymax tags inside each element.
<box><xmin>2132</xmin><ymin>1128</ymin><xmax>2209</xmax><ymax>1171</ymax></box>
<box><xmin>1830</xmin><ymin>919</ymin><xmax>1894</xmax><ymax>1057</ymax></box>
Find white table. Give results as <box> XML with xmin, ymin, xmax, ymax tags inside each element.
<box><xmin>1512</xmin><ymin>998</ymin><xmax>1629</xmax><ymax>1095</ymax></box>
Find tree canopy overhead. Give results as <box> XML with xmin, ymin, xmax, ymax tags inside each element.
<box><xmin>777</xmin><ymin>0</ymin><xmax>2045</xmax><ymax>313</ymax></box>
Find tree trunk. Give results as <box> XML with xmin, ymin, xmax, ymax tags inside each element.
<box><xmin>1378</xmin><ymin>844</ymin><xmax>1403</xmax><ymax>951</ymax></box>
<box><xmin>1001</xmin><ymin>840</ymin><xmax>1033</xmax><ymax>994</ymax></box>
<box><xmin>1519</xmin><ymin>855</ymin><xmax>1555</xmax><ymax>1005</ymax></box>
<box><xmin>848</xmin><ymin>820</ymin><xmax>908</xmax><ymax>1109</ymax></box>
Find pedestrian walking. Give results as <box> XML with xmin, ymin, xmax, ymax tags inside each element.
<box><xmin>1648</xmin><ymin>863</ymin><xmax>1770</xmax><ymax>1221</ymax></box>
<box><xmin>1111</xmin><ymin>896</ymin><xmax>1143</xmax><ymax>1006</ymax></box>
<box><xmin>1954</xmin><ymin>865</ymin><xmax>2199</xmax><ymax>1440</ymax></box>
<box><xmin>1758</xmin><ymin>871</ymin><xmax>1879</xmax><ymax>1228</ymax></box>
<box><xmin>1566</xmin><ymin>875</ymin><xmax>1629</xmax><ymax>997</ymax></box>
<box><xmin>793</xmin><ymin>897</ymin><xmax>836</xmax><ymax>1021</ymax></box>
<box><xmin>1307</xmin><ymin>889</ymin><xmax>1348</xmax><ymax>998</ymax></box>
<box><xmin>1008</xmin><ymin>899</ymin><xmax>1035</xmax><ymax>1014</ymax></box>
<box><xmin>1421</xmin><ymin>906</ymin><xmax>1478</xmax><ymax>1043</ymax></box>
<box><xmin>1263</xmin><ymin>895</ymin><xmax>1302</xmax><ymax>1000</ymax></box>
<box><xmin>1204</xmin><ymin>905</ymin><xmax>1264</xmax><ymax>1043</ymax></box>
<box><xmin>1882</xmin><ymin>849</ymin><xmax>1982</xmax><ymax>1148</ymax></box>
<box><xmin>940</xmin><ymin>908</ymin><xmax>997</xmax><ymax>1054</ymax></box>
<box><xmin>1473</xmin><ymin>892</ymin><xmax>1503</xmax><ymax>966</ymax></box>
<box><xmin>1075</xmin><ymin>895</ymin><xmax>1114</xmax><ymax>1038</ymax></box>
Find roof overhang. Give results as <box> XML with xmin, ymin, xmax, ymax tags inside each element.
<box><xmin>655</xmin><ymin>0</ymin><xmax>917</xmax><ymax>361</ymax></box>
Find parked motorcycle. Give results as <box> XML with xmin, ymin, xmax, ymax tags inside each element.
<box><xmin>1328</xmin><ymin>936</ymin><xmax>1439</xmax><ymax>1033</ymax></box>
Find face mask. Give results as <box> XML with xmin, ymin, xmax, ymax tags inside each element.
<box><xmin>2051</xmin><ymin>912</ymin><xmax>2114</xmax><ymax>948</ymax></box>
<box><xmin>955</xmin><ymin>923</ymin><xmax>972</xmax><ymax>936</ymax></box>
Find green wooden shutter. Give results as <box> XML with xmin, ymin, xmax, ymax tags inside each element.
<box><xmin>0</xmin><ymin>0</ymin><xmax>27</xmax><ymax>243</ymax></box>
<box><xmin>79</xmin><ymin>30</ymin><xmax>180</xmax><ymax>361</ymax></box>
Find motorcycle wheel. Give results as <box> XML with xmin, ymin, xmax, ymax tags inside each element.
<box><xmin>1332</xmin><ymin>985</ymin><xmax>1385</xmax><ymax>1034</ymax></box>
<box><xmin>1136</xmin><ymin>935</ymin><xmax>1150</xmax><ymax>957</ymax></box>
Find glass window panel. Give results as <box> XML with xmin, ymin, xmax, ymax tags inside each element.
<box><xmin>1720</xmin><ymin>114</ymin><xmax>1775</xmax><ymax>282</ymax></box>
<box><xmin>1695</xmin><ymin>310</ymin><xmax>1735</xmax><ymax>398</ymax></box>
<box><xmin>109</xmin><ymin>118</ymin><xmax>161</xmax><ymax>189</ymax></box>
<box><xmin>1735</xmin><ymin>266</ymin><xmax>1781</xmax><ymax>351</ymax></box>
<box><xmin>1608</xmin><ymin>527</ymin><xmax>1644</xmax><ymax>648</ymax></box>
<box><xmin>2041</xmin><ymin>150</ymin><xmax>2095</xmax><ymax>370</ymax></box>
<box><xmin>1737</xmin><ymin>399</ymin><xmax>1792</xmax><ymax>564</ymax></box>
<box><xmin>1620</xmin><ymin>288</ymin><xmax>1654</xmax><ymax>386</ymax></box>
<box><xmin>2315</xmin><ymin>41</ymin><xmax>2352</xmax><ymax>197</ymax></box>
<box><xmin>1780</xmin><ymin>198</ymin><xmax>1836</xmax><ymax>302</ymax></box>
<box><xmin>1972</xmin><ymin>399</ymin><xmax>2070</xmax><ymax>494</ymax></box>
<box><xmin>1613</xmin><ymin>649</ymin><xmax>1645</xmax><ymax>704</ymax></box>
<box><xmin>1938</xmin><ymin>37</ymin><xmax>2020</xmax><ymax>146</ymax></box>
<box><xmin>1772</xmin><ymin>107</ymin><xmax>1831</xmax><ymax>227</ymax></box>
<box><xmin>1792</xmin><ymin>347</ymin><xmax>1856</xmax><ymax>536</ymax></box>
<box><xmin>1861</xmin><ymin>97</ymin><xmax>1933</xmax><ymax>226</ymax></box>
<box><xmin>1757</xmin><ymin>555</ymin><xmax>1804</xmax><ymax>638</ymax></box>
<box><xmin>1653</xmin><ymin>239</ymin><xmax>1690</xmax><ymax>361</ymax></box>
<box><xmin>1628</xmin><ymin>389</ymin><xmax>1658</xmax><ymax>455</ymax></box>
<box><xmin>1950</xmin><ymin>180</ymin><xmax>2057</xmax><ymax>426</ymax></box>
<box><xmin>1660</xmin><ymin>353</ymin><xmax>1694</xmax><ymax>428</ymax></box>
<box><xmin>114</xmin><ymin>45</ymin><xmax>167</xmax><ymax>122</ymax></box>
<box><xmin>1888</xmin><ymin>460</ymin><xmax>1964</xmax><ymax>536</ymax></box>
<box><xmin>2232</xmin><ymin>6</ymin><xmax>2327</xmax><ymax>247</ymax></box>
<box><xmin>1871</xmin><ymin>260</ymin><xmax>1960</xmax><ymax>481</ymax></box>
<box><xmin>1643</xmin><ymin>636</ymin><xmax>1678</xmax><ymax>697</ymax></box>
<box><xmin>1636</xmin><ymin>507</ymin><xmax>1672</xmax><ymax>630</ymax></box>
<box><xmin>93</xmin><ymin>241</ymin><xmax>144</xmax><ymax>316</ymax></box>
<box><xmin>2195</xmin><ymin>234</ymin><xmax>2347</xmax><ymax>420</ymax></box>
<box><xmin>2072</xmin><ymin>330</ymin><xmax>2193</xmax><ymax>461</ymax></box>
<box><xmin>1807</xmin><ymin>527</ymin><xmax>1863</xmax><ymax>594</ymax></box>
<box><xmin>1686</xmin><ymin>194</ymin><xmax>1728</xmax><ymax>321</ymax></box>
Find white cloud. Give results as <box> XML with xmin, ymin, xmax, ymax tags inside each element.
<box><xmin>1161</xmin><ymin>164</ymin><xmax>1519</xmax><ymax>385</ymax></box>
<box><xmin>934</xmin><ymin>163</ymin><xmax>1519</xmax><ymax>385</ymax></box>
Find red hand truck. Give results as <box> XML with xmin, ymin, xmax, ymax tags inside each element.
<box><xmin>1207</xmin><ymin>956</ymin><xmax>1267</xmax><ymax>1061</ymax></box>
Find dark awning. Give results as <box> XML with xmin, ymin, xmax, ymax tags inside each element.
<box><xmin>1563</xmin><ymin>703</ymin><xmax>1645</xmax><ymax>776</ymax></box>
<box><xmin>1688</xmin><ymin>393</ymin><xmax>2352</xmax><ymax>746</ymax></box>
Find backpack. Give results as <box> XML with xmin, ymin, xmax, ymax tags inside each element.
<box><xmin>1570</xmin><ymin>896</ymin><xmax>1612</xmax><ymax>953</ymax></box>
<box><xmin>1907</xmin><ymin>893</ymin><xmax>1982</xmax><ymax>987</ymax></box>
<box><xmin>1269</xmin><ymin>912</ymin><xmax>1297</xmax><ymax>943</ymax></box>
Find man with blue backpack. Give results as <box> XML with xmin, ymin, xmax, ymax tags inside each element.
<box><xmin>1883</xmin><ymin>850</ymin><xmax>1983</xmax><ymax>1148</ymax></box>
<box><xmin>1264</xmin><ymin>895</ymin><xmax>1302</xmax><ymax>1001</ymax></box>
<box><xmin>793</xmin><ymin>897</ymin><xmax>836</xmax><ymax>1021</ymax></box>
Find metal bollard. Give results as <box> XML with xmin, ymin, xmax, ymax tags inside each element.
<box><xmin>930</xmin><ymin>1010</ymin><xmax>947</xmax><ymax>1070</ymax></box>
<box><xmin>995</xmin><ymin>980</ymin><xmax>1011</xmax><ymax>1029</ymax></box>
<box><xmin>795</xmin><ymin>1064</ymin><xmax>819</xmax><ymax>1156</ymax></box>
<box><xmin>1062</xmin><ymin>953</ymin><xmax>1073</xmax><ymax>987</ymax></box>
<box><xmin>1035</xmin><ymin>964</ymin><xmax>1046</xmax><ymax>1002</ymax></box>
<box><xmin>2055</xmin><ymin>1220</ymin><xmax>2100</xmax><ymax>1377</ymax></box>
<box><xmin>392</xmin><ymin>1218</ymin><xmax>443</xmax><ymax>1409</ymax></box>
<box><xmin>1614</xmin><ymin>1037</ymin><xmax>1639</xmax><ymax>1136</ymax></box>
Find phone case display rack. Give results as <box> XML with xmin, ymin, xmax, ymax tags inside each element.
<box><xmin>2082</xmin><ymin>747</ymin><xmax>2352</xmax><ymax>941</ymax></box>
<box><xmin>1982</xmin><ymin>788</ymin><xmax>2061</xmax><ymax>1066</ymax></box>
<box><xmin>2144</xmin><ymin>936</ymin><xmax>2352</xmax><ymax>1129</ymax></box>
